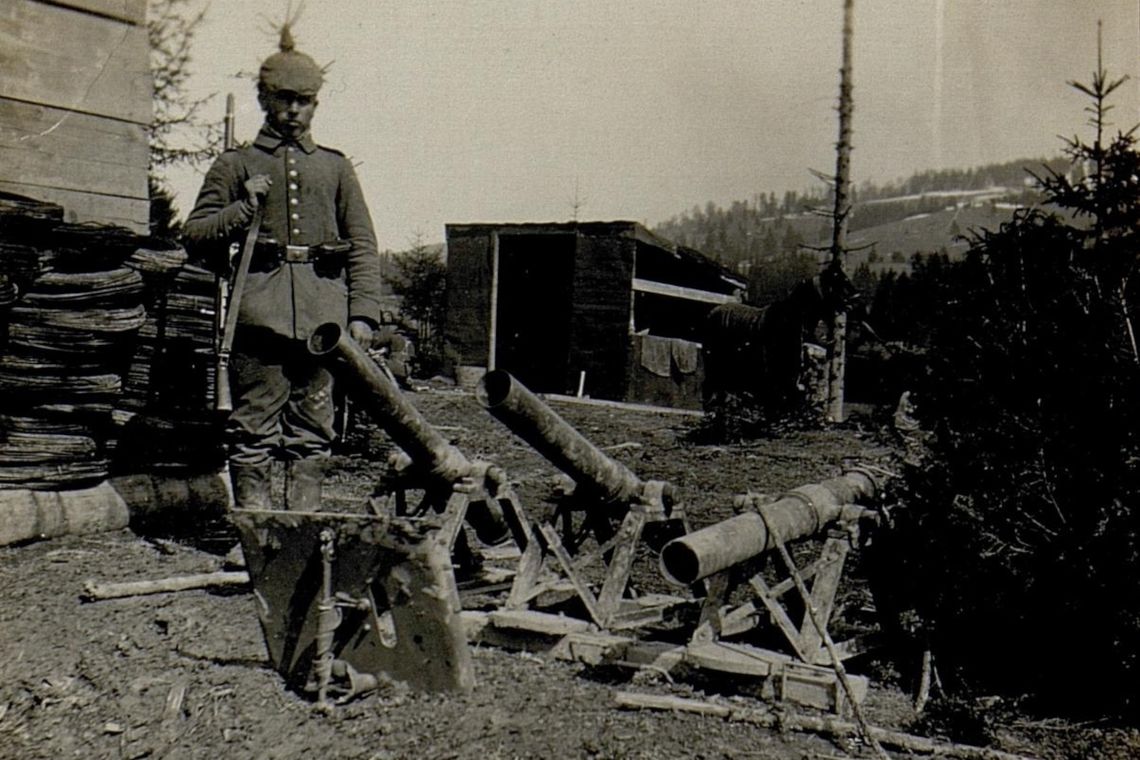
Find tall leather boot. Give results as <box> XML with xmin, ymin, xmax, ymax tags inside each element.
<box><xmin>225</xmin><ymin>463</ymin><xmax>272</xmax><ymax>569</ymax></box>
<box><xmin>285</xmin><ymin>458</ymin><xmax>325</xmax><ymax>512</ymax></box>
<box><xmin>230</xmin><ymin>463</ymin><xmax>273</xmax><ymax>511</ymax></box>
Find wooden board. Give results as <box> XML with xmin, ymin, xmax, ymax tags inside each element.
<box><xmin>631</xmin><ymin>277</ymin><xmax>737</xmax><ymax>305</ymax></box>
<box><xmin>0</xmin><ymin>98</ymin><xmax>148</xmax><ymax>199</ymax></box>
<box><xmin>0</xmin><ymin>1</ymin><xmax>152</xmax><ymax>124</ymax></box>
<box><xmin>0</xmin><ymin>180</ymin><xmax>148</xmax><ymax>232</ymax></box>
<box><xmin>685</xmin><ymin>641</ymin><xmax>783</xmax><ymax>677</ymax></box>
<box><xmin>488</xmin><ymin>609</ymin><xmax>597</xmax><ymax>636</ymax></box>
<box><xmin>551</xmin><ymin>631</ymin><xmax>640</xmax><ymax>665</ymax></box>
<box><xmin>36</xmin><ymin>0</ymin><xmax>147</xmax><ymax>26</ymax></box>
<box><xmin>463</xmin><ymin>615</ymin><xmax>866</xmax><ymax>714</ymax></box>
<box><xmin>0</xmin><ymin>142</ymin><xmax>144</xmax><ymax>201</ymax></box>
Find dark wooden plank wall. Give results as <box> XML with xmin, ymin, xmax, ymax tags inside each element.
<box><xmin>0</xmin><ymin>0</ymin><xmax>151</xmax><ymax>232</ymax></box>
<box><xmin>443</xmin><ymin>222</ymin><xmax>727</xmax><ymax>405</ymax></box>
<box><xmin>442</xmin><ymin>228</ymin><xmax>493</xmax><ymax>367</ymax></box>
<box><xmin>567</xmin><ymin>232</ymin><xmax>634</xmax><ymax>401</ymax></box>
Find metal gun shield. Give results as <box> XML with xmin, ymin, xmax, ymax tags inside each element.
<box><xmin>231</xmin><ymin>509</ymin><xmax>474</xmax><ymax>698</ymax></box>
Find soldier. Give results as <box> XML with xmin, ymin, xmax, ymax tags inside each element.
<box><xmin>370</xmin><ymin>313</ymin><xmax>418</xmax><ymax>390</ymax></box>
<box><xmin>184</xmin><ymin>27</ymin><xmax>383</xmax><ymax>512</ymax></box>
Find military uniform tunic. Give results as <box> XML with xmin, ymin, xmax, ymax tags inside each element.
<box><xmin>184</xmin><ymin>126</ymin><xmax>384</xmax><ymax>466</ymax></box>
<box><xmin>184</xmin><ymin>126</ymin><xmax>383</xmax><ymax>339</ymax></box>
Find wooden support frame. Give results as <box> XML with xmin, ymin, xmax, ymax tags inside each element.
<box><xmin>464</xmin><ymin>467</ymin><xmax>885</xmax><ymax>715</ymax></box>
<box><xmin>369</xmin><ymin>459</ymin><xmax>534</xmax><ymax>591</ymax></box>
<box><xmin>503</xmin><ymin>480</ymin><xmax>690</xmax><ymax>630</ymax></box>
<box><xmin>667</xmin><ymin>521</ymin><xmax>878</xmax><ymax>713</ymax></box>
<box><xmin>463</xmin><ymin>513</ymin><xmax>879</xmax><ymax>715</ymax></box>
<box><xmin>693</xmin><ymin>525</ymin><xmax>864</xmax><ymax>663</ymax></box>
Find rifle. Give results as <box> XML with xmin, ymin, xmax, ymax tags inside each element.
<box><xmin>213</xmin><ymin>94</ymin><xmax>236</xmax><ymax>411</ymax></box>
<box><xmin>216</xmin><ymin>204</ymin><xmax>264</xmax><ymax>412</ymax></box>
<box><xmin>213</xmin><ymin>94</ymin><xmax>264</xmax><ymax>413</ymax></box>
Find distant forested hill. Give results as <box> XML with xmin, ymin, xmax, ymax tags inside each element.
<box><xmin>652</xmin><ymin>156</ymin><xmax>1072</xmax><ymax>274</ymax></box>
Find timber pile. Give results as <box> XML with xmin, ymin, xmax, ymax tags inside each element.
<box><xmin>114</xmin><ymin>256</ymin><xmax>225</xmax><ymax>472</ymax></box>
<box><xmin>0</xmin><ymin>194</ymin><xmax>224</xmax><ymax>491</ymax></box>
<box><xmin>0</xmin><ymin>211</ymin><xmax>145</xmax><ymax>488</ymax></box>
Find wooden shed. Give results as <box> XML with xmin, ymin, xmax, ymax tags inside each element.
<box><xmin>0</xmin><ymin>0</ymin><xmax>152</xmax><ymax>232</ymax></box>
<box><xmin>444</xmin><ymin>221</ymin><xmax>747</xmax><ymax>410</ymax></box>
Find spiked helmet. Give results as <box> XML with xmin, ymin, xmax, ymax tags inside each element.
<box><xmin>258</xmin><ymin>25</ymin><xmax>323</xmax><ymax>95</ymax></box>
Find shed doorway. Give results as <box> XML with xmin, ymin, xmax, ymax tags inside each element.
<box><xmin>494</xmin><ymin>233</ymin><xmax>576</xmax><ymax>393</ymax></box>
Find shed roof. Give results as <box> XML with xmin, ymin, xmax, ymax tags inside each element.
<box><xmin>444</xmin><ymin>220</ymin><xmax>747</xmax><ymax>294</ymax></box>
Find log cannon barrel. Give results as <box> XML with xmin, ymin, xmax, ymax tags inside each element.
<box><xmin>477</xmin><ymin>370</ymin><xmax>648</xmax><ymax>505</ymax></box>
<box><xmin>307</xmin><ymin>322</ymin><xmax>472</xmax><ymax>484</ymax></box>
<box><xmin>659</xmin><ymin>470</ymin><xmax>878</xmax><ymax>586</ymax></box>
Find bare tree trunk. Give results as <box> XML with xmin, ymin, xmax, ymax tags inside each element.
<box><xmin>827</xmin><ymin>0</ymin><xmax>855</xmax><ymax>423</ymax></box>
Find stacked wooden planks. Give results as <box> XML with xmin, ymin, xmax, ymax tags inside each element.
<box><xmin>0</xmin><ymin>200</ymin><xmax>144</xmax><ymax>487</ymax></box>
<box><xmin>114</xmin><ymin>257</ymin><xmax>226</xmax><ymax>473</ymax></box>
<box><xmin>0</xmin><ymin>194</ymin><xmax>225</xmax><ymax>491</ymax></box>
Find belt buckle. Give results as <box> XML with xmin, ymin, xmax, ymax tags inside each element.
<box><xmin>284</xmin><ymin>245</ymin><xmax>310</xmax><ymax>263</ymax></box>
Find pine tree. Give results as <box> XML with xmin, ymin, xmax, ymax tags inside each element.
<box><xmin>385</xmin><ymin>240</ymin><xmax>448</xmax><ymax>374</ymax></box>
<box><xmin>876</xmin><ymin>46</ymin><xmax>1140</xmax><ymax>716</ymax></box>
<box><xmin>147</xmin><ymin>0</ymin><xmax>220</xmax><ymax>236</ymax></box>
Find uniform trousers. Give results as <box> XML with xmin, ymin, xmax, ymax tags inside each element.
<box><xmin>227</xmin><ymin>329</ymin><xmax>336</xmax><ymax>467</ymax></box>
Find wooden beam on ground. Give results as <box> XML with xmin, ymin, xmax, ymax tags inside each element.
<box><xmin>464</xmin><ymin>610</ymin><xmax>863</xmax><ymax>714</ymax></box>
<box><xmin>111</xmin><ymin>471</ymin><xmax>233</xmax><ymax>526</ymax></box>
<box><xmin>614</xmin><ymin>692</ymin><xmax>1037</xmax><ymax>760</ymax></box>
<box><xmin>81</xmin><ymin>571</ymin><xmax>250</xmax><ymax>601</ymax></box>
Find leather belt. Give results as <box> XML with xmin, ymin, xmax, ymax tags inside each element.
<box><xmin>254</xmin><ymin>241</ymin><xmax>351</xmax><ymax>266</ymax></box>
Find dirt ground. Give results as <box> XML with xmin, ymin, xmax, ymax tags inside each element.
<box><xmin>1</xmin><ymin>385</ymin><xmax>1137</xmax><ymax>759</ymax></box>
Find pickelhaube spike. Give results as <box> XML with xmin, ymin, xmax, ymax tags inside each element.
<box><xmin>279</xmin><ymin>24</ymin><xmax>296</xmax><ymax>52</ymax></box>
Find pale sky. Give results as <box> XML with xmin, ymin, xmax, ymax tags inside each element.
<box><xmin>164</xmin><ymin>1</ymin><xmax>1140</xmax><ymax>252</ymax></box>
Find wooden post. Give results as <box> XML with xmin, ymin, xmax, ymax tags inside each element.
<box><xmin>827</xmin><ymin>0</ymin><xmax>855</xmax><ymax>423</ymax></box>
<box><xmin>223</xmin><ymin>92</ymin><xmax>235</xmax><ymax>149</ymax></box>
<box><xmin>488</xmin><ymin>231</ymin><xmax>500</xmax><ymax>371</ymax></box>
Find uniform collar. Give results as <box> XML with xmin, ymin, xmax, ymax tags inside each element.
<box><xmin>254</xmin><ymin>125</ymin><xmax>317</xmax><ymax>154</ymax></box>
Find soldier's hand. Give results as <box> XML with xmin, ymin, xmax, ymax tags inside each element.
<box><xmin>243</xmin><ymin>174</ymin><xmax>272</xmax><ymax>208</ymax></box>
<box><xmin>348</xmin><ymin>319</ymin><xmax>374</xmax><ymax>347</ymax></box>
